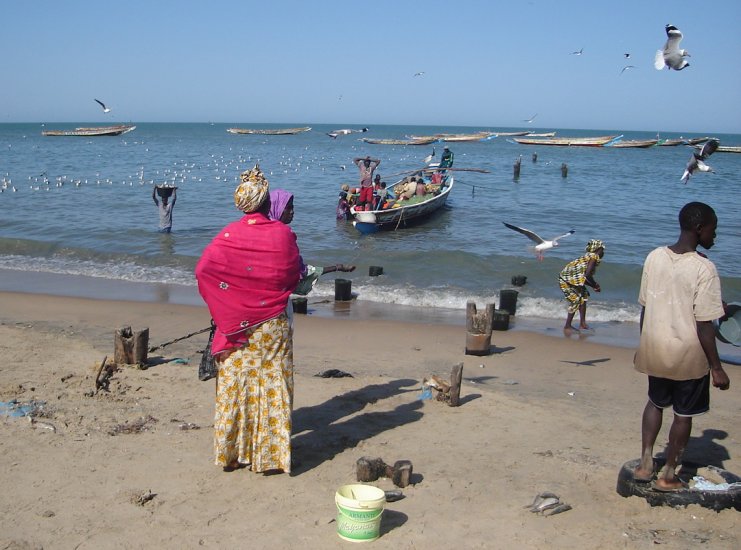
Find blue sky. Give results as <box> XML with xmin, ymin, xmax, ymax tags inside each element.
<box><xmin>2</xmin><ymin>0</ymin><xmax>740</xmax><ymax>133</ymax></box>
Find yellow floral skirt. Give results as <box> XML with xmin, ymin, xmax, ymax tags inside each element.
<box><xmin>213</xmin><ymin>313</ymin><xmax>293</xmax><ymax>473</ymax></box>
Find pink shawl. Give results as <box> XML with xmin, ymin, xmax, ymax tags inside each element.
<box><xmin>195</xmin><ymin>212</ymin><xmax>300</xmax><ymax>353</ymax></box>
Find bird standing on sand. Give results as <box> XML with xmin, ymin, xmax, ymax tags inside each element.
<box><xmin>503</xmin><ymin>222</ymin><xmax>575</xmax><ymax>261</ymax></box>
<box><xmin>681</xmin><ymin>139</ymin><xmax>719</xmax><ymax>184</ymax></box>
<box><xmin>423</xmin><ymin>148</ymin><xmax>435</xmax><ymax>164</ymax></box>
<box><xmin>655</xmin><ymin>24</ymin><xmax>690</xmax><ymax>71</ymax></box>
<box><xmin>94</xmin><ymin>99</ymin><xmax>111</xmax><ymax>113</ymax></box>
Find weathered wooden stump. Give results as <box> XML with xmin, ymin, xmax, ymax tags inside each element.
<box><xmin>392</xmin><ymin>460</ymin><xmax>413</xmax><ymax>488</ymax></box>
<box><xmin>292</xmin><ymin>297</ymin><xmax>308</xmax><ymax>314</ymax></box>
<box><xmin>335</xmin><ymin>278</ymin><xmax>352</xmax><ymax>301</ymax></box>
<box><xmin>369</xmin><ymin>265</ymin><xmax>384</xmax><ymax>277</ymax></box>
<box><xmin>465</xmin><ymin>301</ymin><xmax>494</xmax><ymax>356</ymax></box>
<box><xmin>114</xmin><ymin>326</ymin><xmax>149</xmax><ymax>368</ymax></box>
<box><xmin>356</xmin><ymin>456</ymin><xmax>414</xmax><ymax>487</ymax></box>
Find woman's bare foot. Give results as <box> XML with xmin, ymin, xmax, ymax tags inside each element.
<box><xmin>564</xmin><ymin>325</ymin><xmax>579</xmax><ymax>332</ymax></box>
<box><xmin>654</xmin><ymin>477</ymin><xmax>686</xmax><ymax>491</ymax></box>
<box><xmin>579</xmin><ymin>324</ymin><xmax>591</xmax><ymax>330</ymax></box>
<box><xmin>633</xmin><ymin>466</ymin><xmax>654</xmax><ymax>482</ymax></box>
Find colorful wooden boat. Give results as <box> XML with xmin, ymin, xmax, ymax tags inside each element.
<box><xmin>607</xmin><ymin>139</ymin><xmax>659</xmax><ymax>148</ymax></box>
<box><xmin>658</xmin><ymin>136</ymin><xmax>712</xmax><ymax>146</ymax></box>
<box><xmin>350</xmin><ymin>174</ymin><xmax>454</xmax><ymax>234</ymax></box>
<box><xmin>522</xmin><ymin>132</ymin><xmax>557</xmax><ymax>137</ymax></box>
<box><xmin>42</xmin><ymin>124</ymin><xmax>136</xmax><ymax>137</ymax></box>
<box><xmin>226</xmin><ymin>126</ymin><xmax>311</xmax><ymax>135</ymax></box>
<box><xmin>361</xmin><ymin>137</ymin><xmax>438</xmax><ymax>146</ymax></box>
<box><xmin>512</xmin><ymin>135</ymin><xmax>621</xmax><ymax>147</ymax></box>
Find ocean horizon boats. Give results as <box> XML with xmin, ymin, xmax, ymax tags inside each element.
<box><xmin>521</xmin><ymin>131</ymin><xmax>557</xmax><ymax>137</ymax></box>
<box><xmin>512</xmin><ymin>135</ymin><xmax>621</xmax><ymax>147</ymax></box>
<box><xmin>658</xmin><ymin>136</ymin><xmax>712</xmax><ymax>146</ymax></box>
<box><xmin>226</xmin><ymin>126</ymin><xmax>311</xmax><ymax>135</ymax></box>
<box><xmin>41</xmin><ymin>124</ymin><xmax>136</xmax><ymax>137</ymax></box>
<box><xmin>350</xmin><ymin>172</ymin><xmax>454</xmax><ymax>234</ymax></box>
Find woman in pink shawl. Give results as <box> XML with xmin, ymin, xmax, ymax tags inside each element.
<box><xmin>195</xmin><ymin>165</ymin><xmax>301</xmax><ymax>474</ymax></box>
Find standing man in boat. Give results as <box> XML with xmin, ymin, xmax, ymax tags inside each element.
<box><xmin>152</xmin><ymin>185</ymin><xmax>177</xmax><ymax>233</ymax></box>
<box><xmin>352</xmin><ymin>155</ymin><xmax>381</xmax><ymax>211</ymax></box>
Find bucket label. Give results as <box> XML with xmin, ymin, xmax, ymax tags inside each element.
<box><xmin>336</xmin><ymin>514</ymin><xmax>381</xmax><ymax>541</ymax></box>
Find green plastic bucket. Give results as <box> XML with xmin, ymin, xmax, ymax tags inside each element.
<box><xmin>335</xmin><ymin>484</ymin><xmax>385</xmax><ymax>542</ymax></box>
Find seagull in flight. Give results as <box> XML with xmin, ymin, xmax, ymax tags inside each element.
<box><xmin>522</xmin><ymin>113</ymin><xmax>538</xmax><ymax>124</ymax></box>
<box><xmin>681</xmin><ymin>139</ymin><xmax>719</xmax><ymax>184</ymax></box>
<box><xmin>413</xmin><ymin>71</ymin><xmax>425</xmax><ymax>77</ymax></box>
<box><xmin>503</xmin><ymin>222</ymin><xmax>575</xmax><ymax>260</ymax></box>
<box><xmin>655</xmin><ymin>24</ymin><xmax>690</xmax><ymax>71</ymax></box>
<box><xmin>423</xmin><ymin>147</ymin><xmax>435</xmax><ymax>164</ymax></box>
<box><xmin>570</xmin><ymin>48</ymin><xmax>583</xmax><ymax>56</ymax></box>
<box><xmin>94</xmin><ymin>99</ymin><xmax>111</xmax><ymax>113</ymax></box>
<box><xmin>620</xmin><ymin>65</ymin><xmax>636</xmax><ymax>75</ymax></box>
<box><xmin>624</xmin><ymin>53</ymin><xmax>631</xmax><ymax>58</ymax></box>
<box><xmin>327</xmin><ymin>127</ymin><xmax>368</xmax><ymax>139</ymax></box>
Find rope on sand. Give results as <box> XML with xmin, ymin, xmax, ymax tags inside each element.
<box><xmin>148</xmin><ymin>326</ymin><xmax>212</xmax><ymax>353</ymax></box>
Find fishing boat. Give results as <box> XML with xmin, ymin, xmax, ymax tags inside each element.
<box><xmin>607</xmin><ymin>139</ymin><xmax>659</xmax><ymax>148</ymax></box>
<box><xmin>512</xmin><ymin>135</ymin><xmax>620</xmax><ymax>147</ymax></box>
<box><xmin>658</xmin><ymin>136</ymin><xmax>711</xmax><ymax>146</ymax></box>
<box><xmin>716</xmin><ymin>145</ymin><xmax>741</xmax><ymax>154</ymax></box>
<box><xmin>42</xmin><ymin>124</ymin><xmax>136</xmax><ymax>137</ymax></box>
<box><xmin>493</xmin><ymin>131</ymin><xmax>532</xmax><ymax>137</ymax></box>
<box><xmin>350</xmin><ymin>173</ymin><xmax>454</xmax><ymax>234</ymax></box>
<box><xmin>361</xmin><ymin>137</ymin><xmax>438</xmax><ymax>146</ymax></box>
<box><xmin>226</xmin><ymin>126</ymin><xmax>311</xmax><ymax>135</ymax></box>
<box><xmin>407</xmin><ymin>131</ymin><xmax>495</xmax><ymax>142</ymax></box>
<box><xmin>522</xmin><ymin>131</ymin><xmax>557</xmax><ymax>137</ymax></box>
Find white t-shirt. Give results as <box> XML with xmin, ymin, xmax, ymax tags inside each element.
<box><xmin>634</xmin><ymin>247</ymin><xmax>724</xmax><ymax>380</ymax></box>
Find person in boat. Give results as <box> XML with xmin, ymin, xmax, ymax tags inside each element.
<box><xmin>633</xmin><ymin>202</ymin><xmax>729</xmax><ymax>491</ymax></box>
<box><xmin>398</xmin><ymin>177</ymin><xmax>417</xmax><ymax>201</ymax></box>
<box><xmin>558</xmin><ymin>239</ymin><xmax>605</xmax><ymax>331</ymax></box>
<box><xmin>415</xmin><ymin>176</ymin><xmax>428</xmax><ymax>197</ymax></box>
<box><xmin>195</xmin><ymin>164</ymin><xmax>301</xmax><ymax>474</ymax></box>
<box><xmin>375</xmin><ymin>181</ymin><xmax>393</xmax><ymax>210</ymax></box>
<box><xmin>352</xmin><ymin>155</ymin><xmax>381</xmax><ymax>211</ymax></box>
<box><xmin>337</xmin><ymin>184</ymin><xmax>351</xmax><ymax>220</ymax></box>
<box><xmin>269</xmin><ymin>188</ymin><xmax>355</xmax><ymax>295</ymax></box>
<box><xmin>152</xmin><ymin>185</ymin><xmax>177</xmax><ymax>233</ymax></box>
<box><xmin>439</xmin><ymin>146</ymin><xmax>454</xmax><ymax>171</ymax></box>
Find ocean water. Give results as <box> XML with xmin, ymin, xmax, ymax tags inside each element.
<box><xmin>1</xmin><ymin>122</ymin><xmax>739</xmax><ymax>330</ymax></box>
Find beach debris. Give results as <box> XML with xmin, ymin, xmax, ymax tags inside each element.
<box><xmin>655</xmin><ymin>24</ymin><xmax>690</xmax><ymax>71</ymax></box>
<box><xmin>131</xmin><ymin>489</ymin><xmax>157</xmax><ymax>506</ymax></box>
<box><xmin>29</xmin><ymin>417</ymin><xmax>57</xmax><ymax>433</ymax></box>
<box><xmin>171</xmin><ymin>418</ymin><xmax>201</xmax><ymax>431</ymax></box>
<box><xmin>314</xmin><ymin>369</ymin><xmax>353</xmax><ymax>378</ymax></box>
<box><xmin>525</xmin><ymin>492</ymin><xmax>571</xmax><ymax>515</ymax></box>
<box><xmin>681</xmin><ymin>139</ymin><xmax>719</xmax><ymax>184</ymax></box>
<box><xmin>421</xmin><ymin>363</ymin><xmax>463</xmax><ymax>406</ymax></box>
<box><xmin>384</xmin><ymin>489</ymin><xmax>404</xmax><ymax>502</ymax></box>
<box><xmin>149</xmin><ymin>325</ymin><xmax>212</xmax><ymax>353</ymax></box>
<box><xmin>109</xmin><ymin>415</ymin><xmax>158</xmax><ymax>436</ymax></box>
<box><xmin>95</xmin><ymin>356</ymin><xmax>120</xmax><ymax>393</ymax></box>
<box><xmin>0</xmin><ymin>399</ymin><xmax>47</xmax><ymax>418</ymax></box>
<box><xmin>356</xmin><ymin>456</ymin><xmax>414</xmax><ymax>488</ymax></box>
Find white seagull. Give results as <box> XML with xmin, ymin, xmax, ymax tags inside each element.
<box><xmin>423</xmin><ymin>147</ymin><xmax>435</xmax><ymax>164</ymax></box>
<box><xmin>570</xmin><ymin>48</ymin><xmax>583</xmax><ymax>56</ymax></box>
<box><xmin>413</xmin><ymin>71</ymin><xmax>425</xmax><ymax>77</ymax></box>
<box><xmin>620</xmin><ymin>65</ymin><xmax>636</xmax><ymax>75</ymax></box>
<box><xmin>681</xmin><ymin>139</ymin><xmax>719</xmax><ymax>184</ymax></box>
<box><xmin>94</xmin><ymin>99</ymin><xmax>111</xmax><ymax>113</ymax></box>
<box><xmin>327</xmin><ymin>127</ymin><xmax>368</xmax><ymax>139</ymax></box>
<box><xmin>655</xmin><ymin>24</ymin><xmax>690</xmax><ymax>71</ymax></box>
<box><xmin>522</xmin><ymin>113</ymin><xmax>538</xmax><ymax>124</ymax></box>
<box><xmin>503</xmin><ymin>222</ymin><xmax>575</xmax><ymax>260</ymax></box>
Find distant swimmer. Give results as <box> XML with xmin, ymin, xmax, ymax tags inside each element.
<box><xmin>94</xmin><ymin>99</ymin><xmax>111</xmax><ymax>113</ymax></box>
<box><xmin>655</xmin><ymin>24</ymin><xmax>690</xmax><ymax>71</ymax></box>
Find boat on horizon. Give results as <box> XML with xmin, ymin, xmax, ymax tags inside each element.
<box><xmin>361</xmin><ymin>137</ymin><xmax>438</xmax><ymax>146</ymax></box>
<box><xmin>658</xmin><ymin>136</ymin><xmax>712</xmax><ymax>147</ymax></box>
<box><xmin>226</xmin><ymin>126</ymin><xmax>311</xmax><ymax>135</ymax></box>
<box><xmin>41</xmin><ymin>124</ymin><xmax>136</xmax><ymax>137</ymax></box>
<box><xmin>512</xmin><ymin>135</ymin><xmax>621</xmax><ymax>147</ymax></box>
<box><xmin>606</xmin><ymin>138</ymin><xmax>659</xmax><ymax>149</ymax></box>
<box><xmin>350</xmin><ymin>172</ymin><xmax>454</xmax><ymax>234</ymax></box>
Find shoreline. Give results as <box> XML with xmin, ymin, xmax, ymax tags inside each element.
<box><xmin>2</xmin><ymin>268</ymin><xmax>740</xmax><ymax>363</ymax></box>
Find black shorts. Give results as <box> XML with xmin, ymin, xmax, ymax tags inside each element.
<box><xmin>647</xmin><ymin>374</ymin><xmax>710</xmax><ymax>417</ymax></box>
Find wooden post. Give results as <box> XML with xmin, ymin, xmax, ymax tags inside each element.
<box><xmin>292</xmin><ymin>297</ymin><xmax>308</xmax><ymax>314</ymax></box>
<box><xmin>335</xmin><ymin>279</ymin><xmax>352</xmax><ymax>301</ymax></box>
<box><xmin>448</xmin><ymin>363</ymin><xmax>463</xmax><ymax>407</ymax></box>
<box><xmin>513</xmin><ymin>157</ymin><xmax>521</xmax><ymax>180</ymax></box>
<box><xmin>532</xmin><ymin>152</ymin><xmax>538</xmax><ymax>163</ymax></box>
<box><xmin>465</xmin><ymin>301</ymin><xmax>494</xmax><ymax>356</ymax></box>
<box><xmin>369</xmin><ymin>265</ymin><xmax>384</xmax><ymax>277</ymax></box>
<box><xmin>561</xmin><ymin>163</ymin><xmax>568</xmax><ymax>178</ymax></box>
<box><xmin>114</xmin><ymin>326</ymin><xmax>149</xmax><ymax>367</ymax></box>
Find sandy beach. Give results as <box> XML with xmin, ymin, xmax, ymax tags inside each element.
<box><xmin>1</xmin><ymin>291</ymin><xmax>739</xmax><ymax>549</ymax></box>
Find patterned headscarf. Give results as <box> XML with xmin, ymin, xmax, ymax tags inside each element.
<box><xmin>585</xmin><ymin>239</ymin><xmax>605</xmax><ymax>253</ymax></box>
<box><xmin>268</xmin><ymin>189</ymin><xmax>293</xmax><ymax>222</ymax></box>
<box><xmin>234</xmin><ymin>164</ymin><xmax>269</xmax><ymax>213</ymax></box>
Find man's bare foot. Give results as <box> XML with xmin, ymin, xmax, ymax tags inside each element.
<box><xmin>564</xmin><ymin>325</ymin><xmax>579</xmax><ymax>332</ymax></box>
<box><xmin>633</xmin><ymin>466</ymin><xmax>654</xmax><ymax>482</ymax></box>
<box><xmin>579</xmin><ymin>324</ymin><xmax>591</xmax><ymax>330</ymax></box>
<box><xmin>654</xmin><ymin>477</ymin><xmax>686</xmax><ymax>492</ymax></box>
